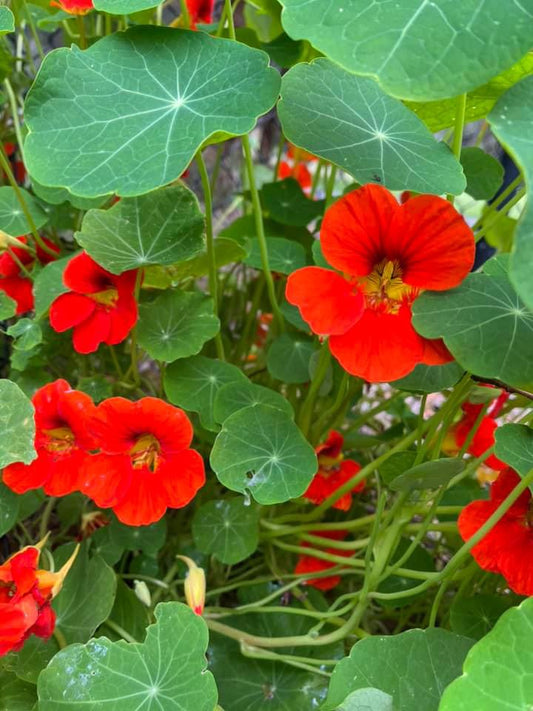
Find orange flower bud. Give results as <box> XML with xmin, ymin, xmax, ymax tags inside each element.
<box><xmin>36</xmin><ymin>544</ymin><xmax>80</xmax><ymax>599</ymax></box>
<box><xmin>178</xmin><ymin>556</ymin><xmax>205</xmax><ymax>616</ymax></box>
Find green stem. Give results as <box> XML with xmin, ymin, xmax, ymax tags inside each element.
<box><xmin>103</xmin><ymin>619</ymin><xmax>137</xmax><ymax>644</ymax></box>
<box><xmin>22</xmin><ymin>0</ymin><xmax>45</xmax><ymax>60</ymax></box>
<box><xmin>179</xmin><ymin>0</ymin><xmax>191</xmax><ymax>28</ymax></box>
<box><xmin>325</xmin><ymin>165</ymin><xmax>337</xmax><ymax>207</ymax></box>
<box><xmin>196</xmin><ymin>151</ymin><xmax>225</xmax><ymax>360</ymax></box>
<box><xmin>447</xmin><ymin>93</ymin><xmax>466</xmax><ymax>202</ymax></box>
<box><xmin>242</xmin><ymin>135</ymin><xmax>285</xmax><ymax>330</ymax></box>
<box><xmin>297</xmin><ymin>340</ymin><xmax>331</xmax><ymax>437</ymax></box>
<box><xmin>39</xmin><ymin>497</ymin><xmax>57</xmax><ymax>540</ymax></box>
<box><xmin>310</xmin><ymin>161</ymin><xmax>323</xmax><ymax>198</ymax></box>
<box><xmin>3</xmin><ymin>80</ymin><xmax>25</xmax><ymax>156</ymax></box>
<box><xmin>311</xmin><ymin>371</ymin><xmax>351</xmax><ymax>440</ymax></box>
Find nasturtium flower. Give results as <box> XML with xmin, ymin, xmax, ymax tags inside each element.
<box><xmin>50</xmin><ymin>0</ymin><xmax>93</xmax><ymax>14</ymax></box>
<box><xmin>81</xmin><ymin>397</ymin><xmax>205</xmax><ymax>526</ymax></box>
<box><xmin>458</xmin><ymin>467</ymin><xmax>533</xmax><ymax>596</ymax></box>
<box><xmin>178</xmin><ymin>555</ymin><xmax>206</xmax><ymax>616</ymax></box>
<box><xmin>186</xmin><ymin>0</ymin><xmax>214</xmax><ymax>25</ymax></box>
<box><xmin>0</xmin><ymin>544</ymin><xmax>77</xmax><ymax>656</ymax></box>
<box><xmin>286</xmin><ymin>184</ymin><xmax>475</xmax><ymax>382</ymax></box>
<box><xmin>443</xmin><ymin>393</ymin><xmax>508</xmax><ymax>471</ymax></box>
<box><xmin>3</xmin><ymin>379</ymin><xmax>97</xmax><ymax>497</ymax></box>
<box><xmin>49</xmin><ymin>252</ymin><xmax>138</xmax><ymax>354</ymax></box>
<box><xmin>0</xmin><ymin>236</ymin><xmax>58</xmax><ymax>314</ymax></box>
<box><xmin>294</xmin><ymin>530</ymin><xmax>351</xmax><ymax>591</ymax></box>
<box><xmin>278</xmin><ymin>145</ymin><xmax>318</xmax><ymax>191</ymax></box>
<box><xmin>303</xmin><ymin>430</ymin><xmax>364</xmax><ymax>511</ymax></box>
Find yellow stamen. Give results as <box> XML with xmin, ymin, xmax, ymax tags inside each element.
<box><xmin>129</xmin><ymin>434</ymin><xmax>161</xmax><ymax>472</ymax></box>
<box><xmin>361</xmin><ymin>259</ymin><xmax>415</xmax><ymax>313</ymax></box>
<box><xmin>90</xmin><ymin>287</ymin><xmax>118</xmax><ymax>308</ymax></box>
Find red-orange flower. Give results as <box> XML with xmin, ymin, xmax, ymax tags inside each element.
<box><xmin>186</xmin><ymin>0</ymin><xmax>214</xmax><ymax>25</ymax></box>
<box><xmin>0</xmin><ymin>237</ymin><xmax>58</xmax><ymax>314</ymax></box>
<box><xmin>458</xmin><ymin>467</ymin><xmax>533</xmax><ymax>596</ymax></box>
<box><xmin>50</xmin><ymin>0</ymin><xmax>93</xmax><ymax>14</ymax></box>
<box><xmin>278</xmin><ymin>145</ymin><xmax>318</xmax><ymax>191</ymax></box>
<box><xmin>0</xmin><ymin>544</ymin><xmax>76</xmax><ymax>656</ymax></box>
<box><xmin>80</xmin><ymin>397</ymin><xmax>205</xmax><ymax>526</ymax></box>
<box><xmin>294</xmin><ymin>530</ymin><xmax>351</xmax><ymax>591</ymax></box>
<box><xmin>444</xmin><ymin>392</ymin><xmax>508</xmax><ymax>470</ymax></box>
<box><xmin>49</xmin><ymin>252</ymin><xmax>138</xmax><ymax>354</ymax></box>
<box><xmin>3</xmin><ymin>379</ymin><xmax>97</xmax><ymax>497</ymax></box>
<box><xmin>303</xmin><ymin>430</ymin><xmax>364</xmax><ymax>511</ymax></box>
<box><xmin>286</xmin><ymin>184</ymin><xmax>475</xmax><ymax>382</ymax></box>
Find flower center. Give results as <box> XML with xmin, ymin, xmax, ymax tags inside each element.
<box><xmin>43</xmin><ymin>426</ymin><xmax>75</xmax><ymax>453</ymax></box>
<box><xmin>90</xmin><ymin>287</ymin><xmax>118</xmax><ymax>309</ymax></box>
<box><xmin>318</xmin><ymin>451</ymin><xmax>343</xmax><ymax>474</ymax></box>
<box><xmin>130</xmin><ymin>434</ymin><xmax>161</xmax><ymax>472</ymax></box>
<box><xmin>360</xmin><ymin>259</ymin><xmax>416</xmax><ymax>314</ymax></box>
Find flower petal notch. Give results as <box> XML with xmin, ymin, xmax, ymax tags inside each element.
<box><xmin>278</xmin><ymin>0</ymin><xmax>533</xmax><ymax>102</ymax></box>
<box><xmin>278</xmin><ymin>59</ymin><xmax>466</xmax><ymax>195</ymax></box>
<box><xmin>23</xmin><ymin>27</ymin><xmax>281</xmax><ymax>198</ymax></box>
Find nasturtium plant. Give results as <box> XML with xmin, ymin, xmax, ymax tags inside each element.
<box><xmin>1</xmin><ymin>1</ymin><xmax>533</xmax><ymax>708</ymax></box>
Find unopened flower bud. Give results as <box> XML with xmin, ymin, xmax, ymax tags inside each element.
<box><xmin>177</xmin><ymin>555</ymin><xmax>205</xmax><ymax>616</ymax></box>
<box><xmin>36</xmin><ymin>544</ymin><xmax>80</xmax><ymax>599</ymax></box>
<box><xmin>134</xmin><ymin>580</ymin><xmax>151</xmax><ymax>607</ymax></box>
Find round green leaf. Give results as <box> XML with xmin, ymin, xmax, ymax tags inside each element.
<box><xmin>214</xmin><ymin>380</ymin><xmax>293</xmax><ymax>423</ymax></box>
<box><xmin>210</xmin><ymin>404</ymin><xmax>317</xmax><ymax>504</ymax></box>
<box><xmin>494</xmin><ymin>423</ymin><xmax>533</xmax><ymax>478</ymax></box>
<box><xmin>137</xmin><ymin>290</ymin><xmax>220</xmax><ymax>362</ymax></box>
<box><xmin>109</xmin><ymin>517</ymin><xmax>167</xmax><ymax>555</ymax></box>
<box><xmin>267</xmin><ymin>333</ymin><xmax>317</xmax><ymax>384</ymax></box>
<box><xmin>245</xmin><ymin>236</ymin><xmax>306</xmax><ymax>274</ymax></box>
<box><xmin>0</xmin><ymin>7</ymin><xmax>15</xmax><ymax>34</ymax></box>
<box><xmin>440</xmin><ymin>597</ymin><xmax>533</xmax><ymax>711</ymax></box>
<box><xmin>168</xmin><ymin>236</ymin><xmax>249</xmax><ymax>280</ymax></box>
<box><xmin>0</xmin><ymin>483</ymin><xmax>19</xmax><ymax>536</ymax></box>
<box><xmin>76</xmin><ymin>185</ymin><xmax>205</xmax><ymax>273</ymax></box>
<box><xmin>450</xmin><ymin>594</ymin><xmax>512</xmax><ymax>641</ymax></box>
<box><xmin>460</xmin><ymin>147</ymin><xmax>504</xmax><ymax>201</ymax></box>
<box><xmin>7</xmin><ymin>320</ymin><xmax>42</xmax><ymax>352</ymax></box>
<box><xmin>278</xmin><ymin>59</ymin><xmax>465</xmax><ymax>195</ymax></box>
<box><xmin>24</xmin><ymin>28</ymin><xmax>281</xmax><ymax>198</ymax></box>
<box><xmin>192</xmin><ymin>498</ymin><xmax>260</xmax><ymax>564</ymax></box>
<box><xmin>0</xmin><ymin>187</ymin><xmax>48</xmax><ymax>235</ymax></box>
<box><xmin>52</xmin><ymin>544</ymin><xmax>117</xmax><ymax>644</ymax></box>
<box><xmin>0</xmin><ymin>292</ymin><xmax>16</xmax><ymax>320</ymax></box>
<box><xmin>0</xmin><ymin>672</ymin><xmax>36</xmax><ymax>711</ymax></box>
<box><xmin>412</xmin><ymin>271</ymin><xmax>533</xmax><ymax>387</ymax></box>
<box><xmin>32</xmin><ymin>179</ymin><xmax>108</xmax><ymax>210</ymax></box>
<box><xmin>260</xmin><ymin>178</ymin><xmax>325</xmax><ymax>226</ymax></box>
<box><xmin>164</xmin><ymin>355</ymin><xmax>247</xmax><ymax>431</ymax></box>
<box><xmin>338</xmin><ymin>689</ymin><xmax>394</xmax><ymax>711</ymax></box>
<box><xmin>279</xmin><ymin>0</ymin><xmax>533</xmax><ymax>101</ymax></box>
<box><xmin>93</xmin><ymin>0</ymin><xmax>162</xmax><ymax>13</ymax></box>
<box><xmin>323</xmin><ymin>628</ymin><xmax>474</xmax><ymax>711</ymax></box>
<box><xmin>489</xmin><ymin>75</ymin><xmax>533</xmax><ymax>311</ymax></box>
<box><xmin>38</xmin><ymin>602</ymin><xmax>217</xmax><ymax>711</ymax></box>
<box><xmin>0</xmin><ymin>380</ymin><xmax>36</xmax><ymax>468</ymax></box>
<box><xmin>389</xmin><ymin>458</ymin><xmax>465</xmax><ymax>492</ymax></box>
<box><xmin>393</xmin><ymin>362</ymin><xmax>464</xmax><ymax>393</ymax></box>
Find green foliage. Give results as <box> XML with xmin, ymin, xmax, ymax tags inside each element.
<box><xmin>267</xmin><ymin>333</ymin><xmax>317</xmax><ymax>383</ymax></box>
<box><xmin>460</xmin><ymin>147</ymin><xmax>504</xmax><ymax>200</ymax></box>
<box><xmin>0</xmin><ymin>187</ymin><xmax>47</xmax><ymax>235</ymax></box>
<box><xmin>93</xmin><ymin>0</ymin><xmax>162</xmax><ymax>12</ymax></box>
<box><xmin>213</xmin><ymin>379</ymin><xmax>293</xmax><ymax>423</ymax></box>
<box><xmin>0</xmin><ymin>380</ymin><xmax>35</xmax><ymax>468</ymax></box>
<box><xmin>0</xmin><ymin>7</ymin><xmax>15</xmax><ymax>33</ymax></box>
<box><xmin>494</xmin><ymin>424</ymin><xmax>533</xmax><ymax>478</ymax></box>
<box><xmin>389</xmin><ymin>458</ymin><xmax>465</xmax><ymax>492</ymax></box>
<box><xmin>393</xmin><ymin>362</ymin><xmax>464</xmax><ymax>393</ymax></box>
<box><xmin>192</xmin><ymin>498</ymin><xmax>260</xmax><ymax>564</ymax></box>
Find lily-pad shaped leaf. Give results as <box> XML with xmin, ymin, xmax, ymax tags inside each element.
<box><xmin>494</xmin><ymin>424</ymin><xmax>533</xmax><ymax>478</ymax></box>
<box><xmin>439</xmin><ymin>597</ymin><xmax>533</xmax><ymax>711</ymax></box>
<box><xmin>192</xmin><ymin>498</ymin><xmax>260</xmax><ymax>564</ymax></box>
<box><xmin>323</xmin><ymin>628</ymin><xmax>474</xmax><ymax>711</ymax></box>
<box><xmin>338</xmin><ymin>688</ymin><xmax>394</xmax><ymax>711</ymax></box>
<box><xmin>38</xmin><ymin>602</ymin><xmax>218</xmax><ymax>711</ymax></box>
<box><xmin>7</xmin><ymin>319</ymin><xmax>43</xmax><ymax>352</ymax></box>
<box><xmin>214</xmin><ymin>380</ymin><xmax>293</xmax><ymax>423</ymax></box>
<box><xmin>278</xmin><ymin>59</ymin><xmax>465</xmax><ymax>195</ymax></box>
<box><xmin>52</xmin><ymin>543</ymin><xmax>117</xmax><ymax>644</ymax></box>
<box><xmin>460</xmin><ymin>147</ymin><xmax>504</xmax><ymax>201</ymax></box>
<box><xmin>210</xmin><ymin>404</ymin><xmax>317</xmax><ymax>504</ymax></box>
<box><xmin>76</xmin><ymin>185</ymin><xmax>205</xmax><ymax>274</ymax></box>
<box><xmin>406</xmin><ymin>54</ymin><xmax>533</xmax><ymax>133</ymax></box>
<box><xmin>245</xmin><ymin>236</ymin><xmax>306</xmax><ymax>275</ymax></box>
<box><xmin>164</xmin><ymin>355</ymin><xmax>247</xmax><ymax>431</ymax></box>
<box><xmin>0</xmin><ymin>380</ymin><xmax>36</xmax><ymax>469</ymax></box>
<box><xmin>267</xmin><ymin>333</ymin><xmax>317</xmax><ymax>384</ymax></box>
<box><xmin>260</xmin><ymin>179</ymin><xmax>325</xmax><ymax>226</ymax></box>
<box><xmin>137</xmin><ymin>290</ymin><xmax>219</xmax><ymax>363</ymax></box>
<box><xmin>0</xmin><ymin>292</ymin><xmax>16</xmax><ymax>320</ymax></box>
<box><xmin>279</xmin><ymin>0</ymin><xmax>533</xmax><ymax>101</ymax></box>
<box><xmin>412</xmin><ymin>271</ymin><xmax>533</xmax><ymax>387</ymax></box>
<box><xmin>0</xmin><ymin>7</ymin><xmax>15</xmax><ymax>34</ymax></box>
<box><xmin>32</xmin><ymin>179</ymin><xmax>109</xmax><ymax>211</ymax></box>
<box><xmin>393</xmin><ymin>362</ymin><xmax>464</xmax><ymax>393</ymax></box>
<box><xmin>93</xmin><ymin>0</ymin><xmax>162</xmax><ymax>13</ymax></box>
<box><xmin>389</xmin><ymin>458</ymin><xmax>465</xmax><ymax>492</ymax></box>
<box><xmin>489</xmin><ymin>75</ymin><xmax>533</xmax><ymax>310</ymax></box>
<box><xmin>24</xmin><ymin>27</ymin><xmax>281</xmax><ymax>198</ymax></box>
<box><xmin>450</xmin><ymin>594</ymin><xmax>513</xmax><ymax>641</ymax></box>
<box><xmin>0</xmin><ymin>187</ymin><xmax>48</xmax><ymax>235</ymax></box>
